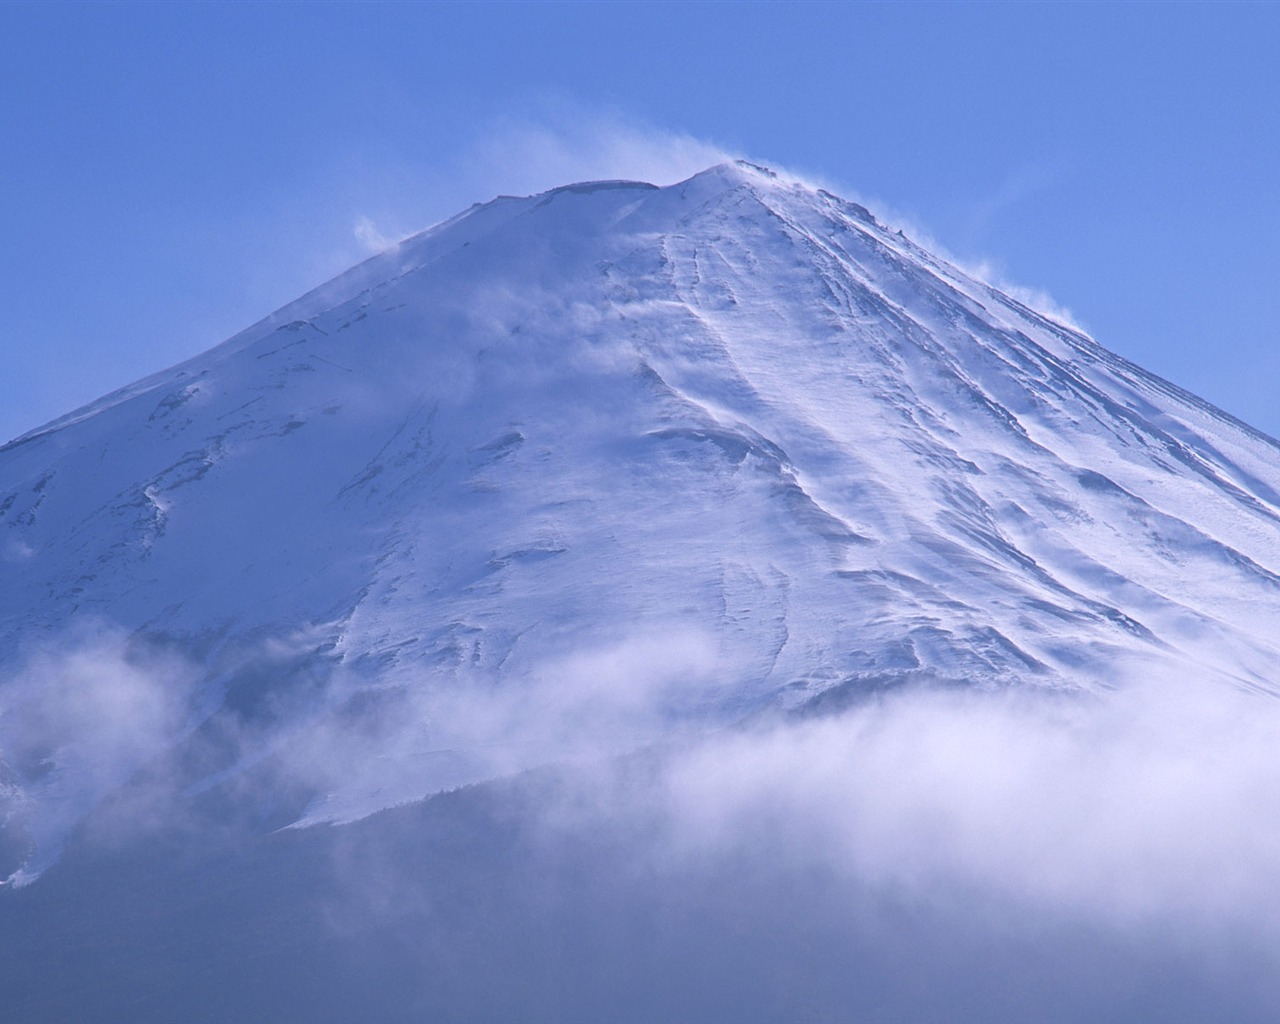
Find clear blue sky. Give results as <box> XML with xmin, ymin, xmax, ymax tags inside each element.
<box><xmin>2</xmin><ymin>1</ymin><xmax>1277</xmax><ymax>444</ymax></box>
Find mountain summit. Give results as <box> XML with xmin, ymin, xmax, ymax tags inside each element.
<box><xmin>5</xmin><ymin>161</ymin><xmax>1280</xmax><ymax>881</ymax></box>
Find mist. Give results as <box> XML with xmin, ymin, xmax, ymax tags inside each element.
<box><xmin>5</xmin><ymin>622</ymin><xmax>1280</xmax><ymax>1019</ymax></box>
<box><xmin>315</xmin><ymin>671</ymin><xmax>1280</xmax><ymax>1020</ymax></box>
<box><xmin>262</xmin><ymin>664</ymin><xmax>1280</xmax><ymax>1021</ymax></box>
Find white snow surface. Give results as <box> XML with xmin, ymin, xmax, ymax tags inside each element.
<box><xmin>5</xmin><ymin>161</ymin><xmax>1280</xmax><ymax>876</ymax></box>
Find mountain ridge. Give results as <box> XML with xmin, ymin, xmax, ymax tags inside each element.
<box><xmin>5</xmin><ymin>160</ymin><xmax>1280</xmax><ymax>884</ymax></box>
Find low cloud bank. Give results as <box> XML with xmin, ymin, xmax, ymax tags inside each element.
<box><xmin>648</xmin><ymin>680</ymin><xmax>1280</xmax><ymax>937</ymax></box>
<box><xmin>307</xmin><ymin>672</ymin><xmax>1280</xmax><ymax>1021</ymax></box>
<box><xmin>6</xmin><ymin>624</ymin><xmax>1280</xmax><ymax>1017</ymax></box>
<box><xmin>6</xmin><ymin>621</ymin><xmax>1280</xmax><ymax>945</ymax></box>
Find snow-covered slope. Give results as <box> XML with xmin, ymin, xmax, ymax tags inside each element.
<box><xmin>5</xmin><ymin>161</ymin><xmax>1280</xmax><ymax>881</ymax></box>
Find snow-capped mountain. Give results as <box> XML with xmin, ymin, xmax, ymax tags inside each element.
<box><xmin>5</xmin><ymin>160</ymin><xmax>1280</xmax><ymax>885</ymax></box>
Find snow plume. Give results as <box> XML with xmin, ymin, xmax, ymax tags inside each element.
<box><xmin>457</xmin><ymin>102</ymin><xmax>733</xmax><ymax>197</ymax></box>
<box><xmin>963</xmin><ymin>256</ymin><xmax>1086</xmax><ymax>331</ymax></box>
<box><xmin>341</xmin><ymin>104</ymin><xmax>736</xmax><ymax>253</ymax></box>
<box><xmin>353</xmin><ymin>215</ymin><xmax>398</xmax><ymax>255</ymax></box>
<box><xmin>0</xmin><ymin>625</ymin><xmax>196</xmax><ymax>885</ymax></box>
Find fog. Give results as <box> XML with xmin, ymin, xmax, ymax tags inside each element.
<box><xmin>5</xmin><ymin>628</ymin><xmax>1280</xmax><ymax>1019</ymax></box>
<box><xmin>303</xmin><ymin>667</ymin><xmax>1280</xmax><ymax>1021</ymax></box>
<box><xmin>658</xmin><ymin>681</ymin><xmax>1280</xmax><ymax>925</ymax></box>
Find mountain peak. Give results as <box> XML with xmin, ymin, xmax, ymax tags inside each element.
<box><xmin>5</xmin><ymin>164</ymin><xmax>1280</xmax><ymax>883</ymax></box>
<box><xmin>686</xmin><ymin>158</ymin><xmax>782</xmax><ymax>187</ymax></box>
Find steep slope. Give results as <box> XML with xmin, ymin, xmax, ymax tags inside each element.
<box><xmin>4</xmin><ymin>161</ymin><xmax>1280</xmax><ymax>882</ymax></box>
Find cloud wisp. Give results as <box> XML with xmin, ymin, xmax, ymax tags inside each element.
<box><xmin>0</xmin><ymin>624</ymin><xmax>197</xmax><ymax>885</ymax></box>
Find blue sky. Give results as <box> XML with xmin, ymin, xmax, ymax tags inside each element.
<box><xmin>2</xmin><ymin>1</ymin><xmax>1277</xmax><ymax>444</ymax></box>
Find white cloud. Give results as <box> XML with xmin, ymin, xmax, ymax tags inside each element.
<box><xmin>9</xmin><ymin>617</ymin><xmax>1280</xmax><ymax>1012</ymax></box>
<box><xmin>307</xmin><ymin>663</ymin><xmax>1280</xmax><ymax>1016</ymax></box>
<box><xmin>0</xmin><ymin>625</ymin><xmax>196</xmax><ymax>885</ymax></box>
<box><xmin>650</xmin><ymin>677</ymin><xmax>1280</xmax><ymax>938</ymax></box>
<box><xmin>283</xmin><ymin>628</ymin><xmax>728</xmax><ymax>827</ymax></box>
